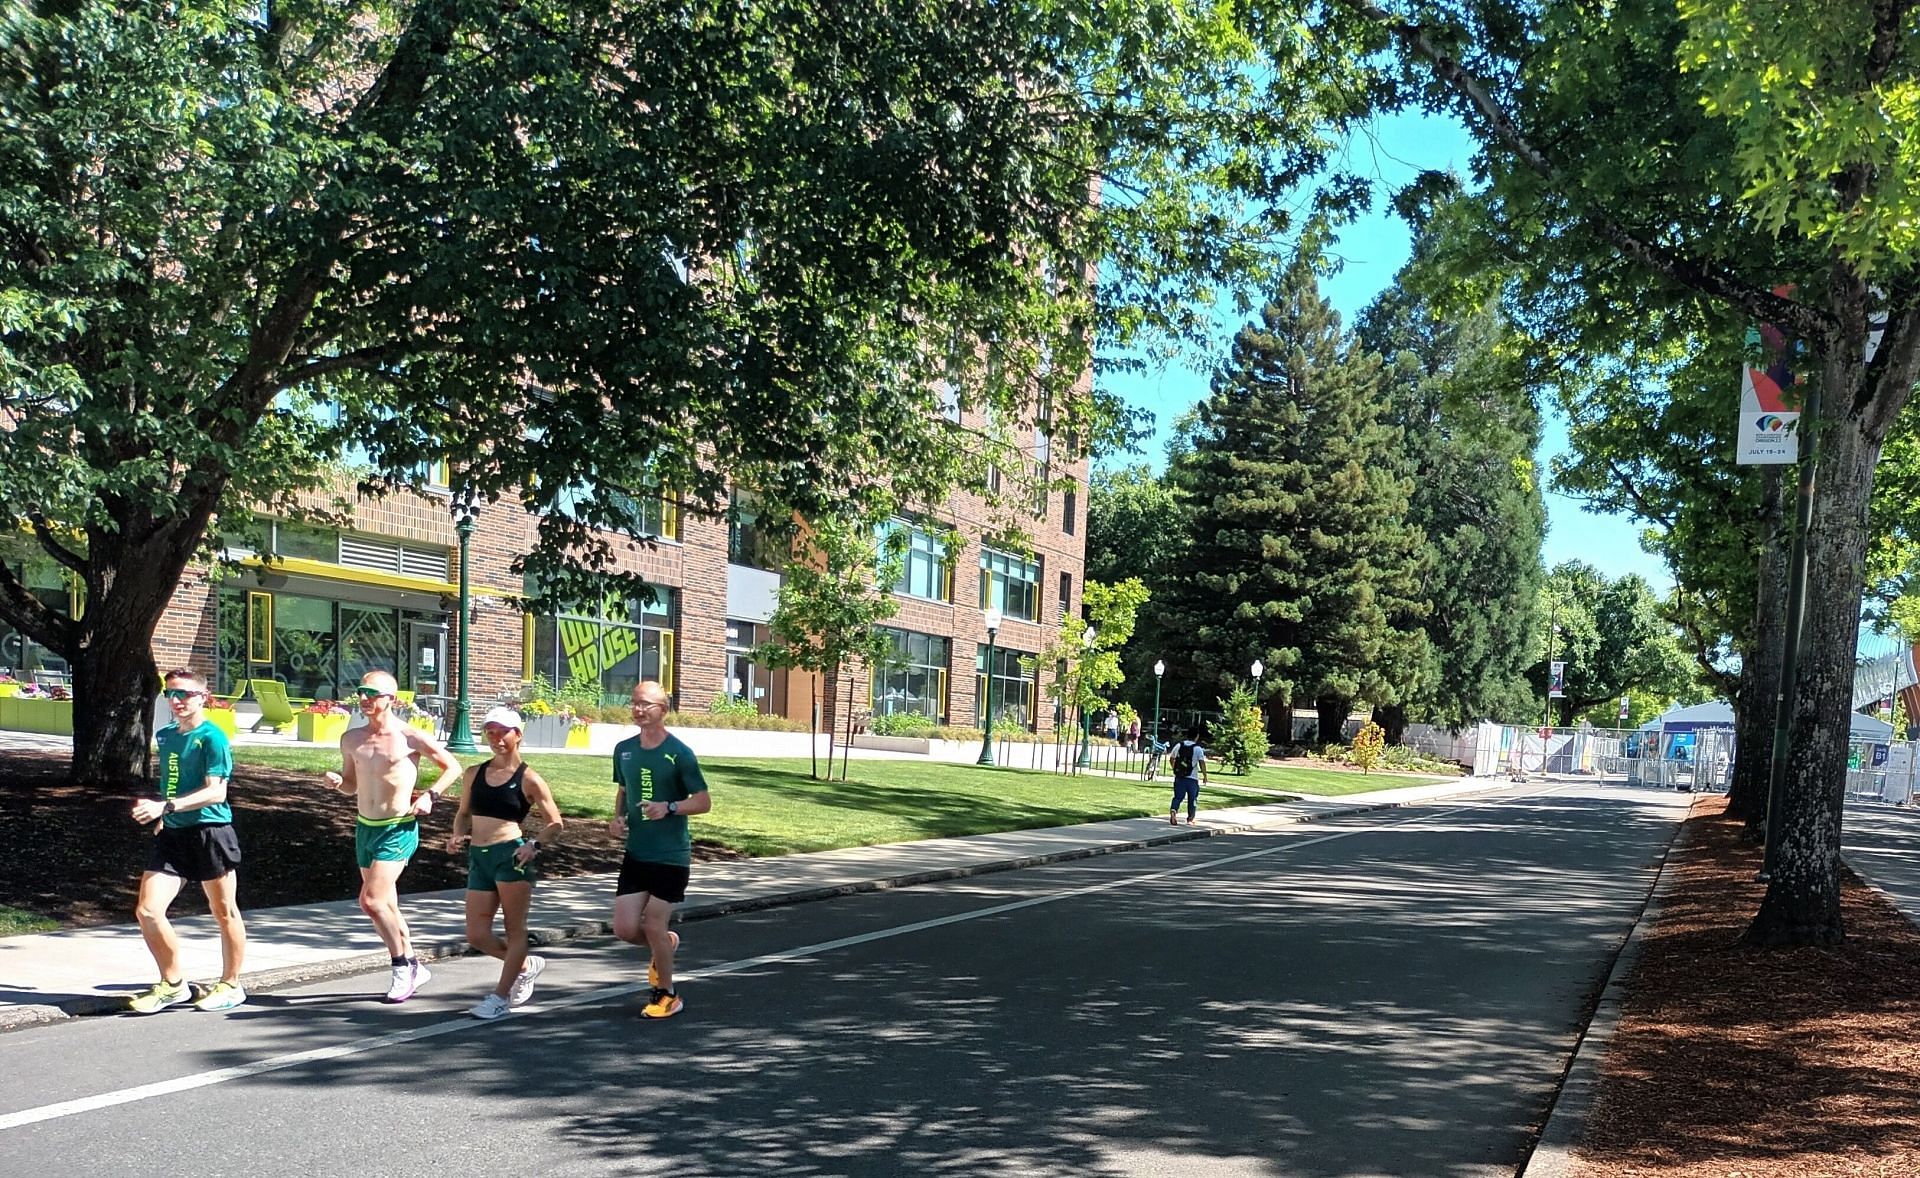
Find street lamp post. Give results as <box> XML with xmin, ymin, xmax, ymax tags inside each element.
<box><xmin>1251</xmin><ymin>658</ymin><xmax>1264</xmax><ymax>743</ymax></box>
<box><xmin>1075</xmin><ymin>624</ymin><xmax>1095</xmax><ymax>768</ymax></box>
<box><xmin>1152</xmin><ymin>659</ymin><xmax>1165</xmax><ymax>747</ymax></box>
<box><xmin>446</xmin><ymin>492</ymin><xmax>480</xmax><ymax>754</ymax></box>
<box><xmin>976</xmin><ymin>606</ymin><xmax>1003</xmax><ymax>767</ymax></box>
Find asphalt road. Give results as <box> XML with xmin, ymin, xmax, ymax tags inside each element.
<box><xmin>0</xmin><ymin>780</ymin><xmax>1687</xmax><ymax>1177</ymax></box>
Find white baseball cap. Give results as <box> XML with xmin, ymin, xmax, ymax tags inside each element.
<box><xmin>481</xmin><ymin>706</ymin><xmax>524</xmax><ymax>731</ymax></box>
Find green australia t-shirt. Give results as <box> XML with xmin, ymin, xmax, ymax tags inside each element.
<box><xmin>155</xmin><ymin>720</ymin><xmax>235</xmax><ymax>828</ymax></box>
<box><xmin>612</xmin><ymin>732</ymin><xmax>708</xmax><ymax>868</ymax></box>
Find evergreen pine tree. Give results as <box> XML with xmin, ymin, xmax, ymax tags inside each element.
<box><xmin>1158</xmin><ymin>262</ymin><xmax>1418</xmax><ymax>742</ymax></box>
<box><xmin>1358</xmin><ymin>279</ymin><xmax>1547</xmax><ymax>735</ymax></box>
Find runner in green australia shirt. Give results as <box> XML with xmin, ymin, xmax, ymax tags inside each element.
<box><xmin>609</xmin><ymin>680</ymin><xmax>711</xmax><ymax>1019</ymax></box>
<box><xmin>125</xmin><ymin>668</ymin><xmax>249</xmax><ymax>1014</ymax></box>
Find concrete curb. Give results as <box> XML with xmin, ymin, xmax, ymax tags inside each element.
<box><xmin>0</xmin><ymin>784</ymin><xmax>1500</xmax><ymax>1033</ymax></box>
<box><xmin>1517</xmin><ymin>795</ymin><xmax>1697</xmax><ymax>1177</ymax></box>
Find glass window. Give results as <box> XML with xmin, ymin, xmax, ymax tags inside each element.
<box><xmin>1058</xmin><ymin>571</ymin><xmax>1071</xmax><ymax>622</ymax></box>
<box><xmin>979</xmin><ymin>547</ymin><xmax>1041</xmax><ymax>622</ymax></box>
<box><xmin>725</xmin><ymin>619</ymin><xmax>774</xmax><ymax>713</ymax></box>
<box><xmin>1063</xmin><ymin>489</ymin><xmax>1076</xmax><ymax>536</ymax></box>
<box><xmin>273</xmin><ymin>522</ymin><xmax>338</xmax><ymax>563</ymax></box>
<box><xmin>0</xmin><ymin>559</ymin><xmax>74</xmax><ymax>682</ymax></box>
<box><xmin>271</xmin><ymin>593</ymin><xmax>340</xmax><ymax>700</ymax></box>
<box><xmin>728</xmin><ymin>492</ymin><xmax>789</xmax><ymax>571</ymax></box>
<box><xmin>525</xmin><ymin>586</ymin><xmax>678</xmax><ymax>704</ymax></box>
<box><xmin>338</xmin><ymin>604</ymin><xmax>401</xmax><ymax>690</ymax></box>
<box><xmin>975</xmin><ymin>644</ymin><xmax>1036</xmax><ymax>731</ymax></box>
<box><xmin>882</xmin><ymin>521</ymin><xmax>951</xmax><ymax>602</ymax></box>
<box><xmin>871</xmin><ymin>627</ymin><xmax>950</xmax><ymax>723</ymax></box>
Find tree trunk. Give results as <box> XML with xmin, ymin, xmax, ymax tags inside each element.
<box><xmin>1731</xmin><ymin>467</ymin><xmax>1789</xmax><ymax>825</ymax></box>
<box><xmin>1745</xmin><ymin>406</ymin><xmax>1880</xmax><ymax>947</ymax></box>
<box><xmin>71</xmin><ymin>617</ymin><xmax>163</xmax><ymax>791</ymax></box>
<box><xmin>1315</xmin><ymin>694</ymin><xmax>1350</xmax><ymax>745</ymax></box>
<box><xmin>819</xmin><ymin>660</ymin><xmax>838</xmax><ymax>781</ymax></box>
<box><xmin>1376</xmin><ymin>704</ymin><xmax>1408</xmax><ymax>747</ymax></box>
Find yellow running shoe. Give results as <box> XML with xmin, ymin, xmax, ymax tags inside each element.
<box><xmin>641</xmin><ymin>988</ymin><xmax>683</xmax><ymax>1019</ymax></box>
<box><xmin>127</xmin><ymin>980</ymin><xmax>191</xmax><ymax>1015</ymax></box>
<box><xmin>647</xmin><ymin>930</ymin><xmax>680</xmax><ymax>989</ymax></box>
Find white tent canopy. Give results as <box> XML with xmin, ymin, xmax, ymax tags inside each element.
<box><xmin>1641</xmin><ymin>700</ymin><xmax>1892</xmax><ymax>742</ymax></box>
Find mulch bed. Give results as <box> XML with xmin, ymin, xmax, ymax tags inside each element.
<box><xmin>0</xmin><ymin>750</ymin><xmax>741</xmax><ymax>927</ymax></box>
<box><xmin>1575</xmin><ymin>794</ymin><xmax>1920</xmax><ymax>1176</ymax></box>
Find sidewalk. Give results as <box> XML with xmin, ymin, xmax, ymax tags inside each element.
<box><xmin>0</xmin><ymin>777</ymin><xmax>1497</xmax><ymax>1031</ymax></box>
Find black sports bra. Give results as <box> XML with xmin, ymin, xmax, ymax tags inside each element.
<box><xmin>467</xmin><ymin>762</ymin><xmax>531</xmax><ymax>823</ymax></box>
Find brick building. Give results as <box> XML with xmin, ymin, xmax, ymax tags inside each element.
<box><xmin>99</xmin><ymin>401</ymin><xmax>1090</xmax><ymax>735</ymax></box>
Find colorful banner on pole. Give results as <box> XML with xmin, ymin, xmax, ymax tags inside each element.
<box><xmin>1618</xmin><ymin>695</ymin><xmax>1630</xmax><ymax>722</ymax></box>
<box><xmin>1737</xmin><ymin>295</ymin><xmax>1801</xmax><ymax>465</ymax></box>
<box><xmin>1549</xmin><ymin>661</ymin><xmax>1566</xmax><ymax>699</ymax></box>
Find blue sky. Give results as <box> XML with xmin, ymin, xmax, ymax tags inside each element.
<box><xmin>1097</xmin><ymin>109</ymin><xmax>1674</xmax><ymax>592</ymax></box>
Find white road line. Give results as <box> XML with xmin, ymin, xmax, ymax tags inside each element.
<box><xmin>0</xmin><ymin>784</ymin><xmax>1578</xmax><ymax>1132</ymax></box>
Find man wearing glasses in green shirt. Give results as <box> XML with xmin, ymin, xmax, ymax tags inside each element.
<box><xmin>126</xmin><ymin>668</ymin><xmax>248</xmax><ymax>1014</ymax></box>
<box><xmin>322</xmin><ymin>669</ymin><xmax>462</xmax><ymax>1002</ymax></box>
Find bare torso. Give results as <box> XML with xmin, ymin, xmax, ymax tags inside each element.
<box><xmin>344</xmin><ymin>722</ymin><xmax>421</xmax><ymax>820</ymax></box>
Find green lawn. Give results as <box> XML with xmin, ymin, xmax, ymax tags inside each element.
<box><xmin>0</xmin><ymin>904</ymin><xmax>59</xmax><ymax>938</ymax></box>
<box><xmin>234</xmin><ymin>747</ymin><xmax>1358</xmax><ymax>857</ymax></box>
<box><xmin>1239</xmin><ymin>764</ymin><xmax>1452</xmax><ymax>796</ymax></box>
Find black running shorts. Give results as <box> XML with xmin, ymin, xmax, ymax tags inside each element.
<box><xmin>146</xmin><ymin>824</ymin><xmax>243</xmax><ymax>882</ymax></box>
<box><xmin>615</xmin><ymin>856</ymin><xmax>690</xmax><ymax>903</ymax></box>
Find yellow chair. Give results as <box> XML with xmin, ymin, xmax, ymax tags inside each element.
<box><xmin>248</xmin><ymin>679</ymin><xmax>297</xmax><ymax>733</ymax></box>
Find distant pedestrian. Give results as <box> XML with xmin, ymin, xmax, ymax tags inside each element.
<box><xmin>1128</xmin><ymin>716</ymin><xmax>1141</xmax><ymax>751</ymax></box>
<box><xmin>1169</xmin><ymin>726</ymin><xmax>1208</xmax><ymax>826</ymax></box>
<box><xmin>446</xmin><ymin>707</ymin><xmax>566</xmax><ymax>1020</ymax></box>
<box><xmin>126</xmin><ymin>668</ymin><xmax>248</xmax><ymax>1014</ymax></box>
<box><xmin>610</xmin><ymin>680</ymin><xmax>712</xmax><ymax>1019</ymax></box>
<box><xmin>1105</xmin><ymin>712</ymin><xmax>1120</xmax><ymax>742</ymax></box>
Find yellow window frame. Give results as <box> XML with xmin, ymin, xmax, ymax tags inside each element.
<box><xmin>658</xmin><ymin>628</ymin><xmax>675</xmax><ymax>693</ymax></box>
<box><xmin>247</xmin><ymin>591</ymin><xmax>274</xmax><ymax>663</ymax></box>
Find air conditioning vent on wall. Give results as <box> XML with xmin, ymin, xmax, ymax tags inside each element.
<box><xmin>338</xmin><ymin>534</ymin><xmax>449</xmax><ymax>581</ymax></box>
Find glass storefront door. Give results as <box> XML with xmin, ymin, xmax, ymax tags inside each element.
<box><xmin>407</xmin><ymin>622</ymin><xmax>446</xmax><ymax>698</ymax></box>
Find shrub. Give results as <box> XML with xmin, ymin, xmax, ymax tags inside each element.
<box><xmin>1318</xmin><ymin>742</ymin><xmax>1351</xmax><ymax>763</ymax></box>
<box><xmin>707</xmin><ymin>695</ymin><xmax>758</xmax><ymax>718</ymax></box>
<box><xmin>870</xmin><ymin>712</ymin><xmax>937</xmax><ymax>737</ymax></box>
<box><xmin>664</xmin><ymin>709</ymin><xmax>811</xmax><ymax>732</ymax></box>
<box><xmin>1350</xmin><ymin>721</ymin><xmax>1386</xmax><ymax>774</ymax></box>
<box><xmin>1205</xmin><ymin>684</ymin><xmax>1268</xmax><ymax>774</ymax></box>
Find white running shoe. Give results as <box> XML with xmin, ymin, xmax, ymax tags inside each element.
<box><xmin>470</xmin><ymin>993</ymin><xmax>512</xmax><ymax>1020</ymax></box>
<box><xmin>508</xmin><ymin>955</ymin><xmax>546</xmax><ymax>1007</ymax></box>
<box><xmin>383</xmin><ymin>961</ymin><xmax>430</xmax><ymax>1003</ymax></box>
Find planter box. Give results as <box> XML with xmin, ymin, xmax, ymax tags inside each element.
<box><xmin>202</xmin><ymin>709</ymin><xmax>238</xmax><ymax>738</ymax></box>
<box><xmin>296</xmin><ymin>711</ymin><xmax>351</xmax><ymax>744</ymax></box>
<box><xmin>565</xmin><ymin>725</ymin><xmax>591</xmax><ymax>749</ymax></box>
<box><xmin>851</xmin><ymin>733</ymin><xmax>933</xmax><ymax>755</ymax></box>
<box><xmin>0</xmin><ymin>697</ymin><xmax>73</xmax><ymax>734</ymax></box>
<box><xmin>521</xmin><ymin>715</ymin><xmax>571</xmax><ymax>748</ymax></box>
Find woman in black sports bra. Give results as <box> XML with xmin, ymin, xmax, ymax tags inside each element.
<box><xmin>445</xmin><ymin>706</ymin><xmax>565</xmax><ymax>1020</ymax></box>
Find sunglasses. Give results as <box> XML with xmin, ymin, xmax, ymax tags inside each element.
<box><xmin>162</xmin><ymin>688</ymin><xmax>204</xmax><ymax>701</ymax></box>
<box><xmin>353</xmin><ymin>686</ymin><xmax>392</xmax><ymax>700</ymax></box>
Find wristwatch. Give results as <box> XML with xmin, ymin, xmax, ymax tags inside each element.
<box><xmin>162</xmin><ymin>801</ymin><xmax>177</xmax><ymax>815</ymax></box>
<box><xmin>667</xmin><ymin>800</ymin><xmax>679</xmax><ymax>816</ymax></box>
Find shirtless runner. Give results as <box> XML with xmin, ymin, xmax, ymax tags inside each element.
<box><xmin>323</xmin><ymin>669</ymin><xmax>462</xmax><ymax>1002</ymax></box>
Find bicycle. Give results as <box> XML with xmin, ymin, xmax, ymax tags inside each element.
<box><xmin>1141</xmin><ymin>739</ymin><xmax>1167</xmax><ymax>780</ymax></box>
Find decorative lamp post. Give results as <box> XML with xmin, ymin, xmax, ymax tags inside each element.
<box><xmin>1076</xmin><ymin>624</ymin><xmax>1096</xmax><ymax>768</ymax></box>
<box><xmin>1152</xmin><ymin>658</ymin><xmax>1165</xmax><ymax>746</ymax></box>
<box><xmin>976</xmin><ymin>605</ymin><xmax>1004</xmax><ymax>767</ymax></box>
<box><xmin>446</xmin><ymin>490</ymin><xmax>480</xmax><ymax>754</ymax></box>
<box><xmin>1251</xmin><ymin>658</ymin><xmax>1265</xmax><ymax>743</ymax></box>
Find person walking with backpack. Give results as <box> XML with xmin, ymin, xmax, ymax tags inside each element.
<box><xmin>1169</xmin><ymin>726</ymin><xmax>1208</xmax><ymax>825</ymax></box>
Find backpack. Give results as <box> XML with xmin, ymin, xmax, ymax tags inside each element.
<box><xmin>1173</xmin><ymin>741</ymin><xmax>1197</xmax><ymax>778</ymax></box>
